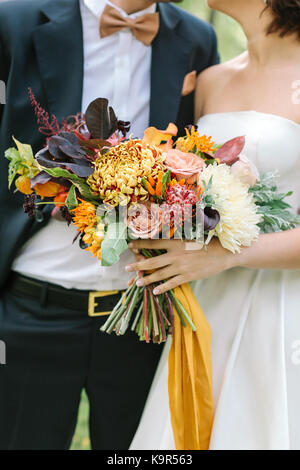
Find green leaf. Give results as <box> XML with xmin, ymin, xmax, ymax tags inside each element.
<box><xmin>141</xmin><ymin>177</ymin><xmax>148</xmax><ymax>191</ymax></box>
<box><xmin>4</xmin><ymin>147</ymin><xmax>20</xmax><ymax>163</ymax></box>
<box><xmin>65</xmin><ymin>185</ymin><xmax>78</xmax><ymax>210</ymax></box>
<box><xmin>40</xmin><ymin>167</ymin><xmax>98</xmax><ymax>202</ymax></box>
<box><xmin>101</xmin><ymin>222</ymin><xmax>128</xmax><ymax>266</ymax></box>
<box><xmin>12</xmin><ymin>137</ymin><xmax>35</xmax><ymax>164</ymax></box>
<box><xmin>251</xmin><ymin>172</ymin><xmax>300</xmax><ymax>233</ymax></box>
<box><xmin>160</xmin><ymin>170</ymin><xmax>171</xmax><ymax>199</ymax></box>
<box><xmin>5</xmin><ymin>148</ymin><xmax>23</xmax><ymax>188</ymax></box>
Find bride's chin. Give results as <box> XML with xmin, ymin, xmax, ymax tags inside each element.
<box><xmin>206</xmin><ymin>0</ymin><xmax>237</xmax><ymax>14</ymax></box>
<box><xmin>206</xmin><ymin>0</ymin><xmax>219</xmax><ymax>7</ymax></box>
<box><xmin>206</xmin><ymin>0</ymin><xmax>224</xmax><ymax>12</ymax></box>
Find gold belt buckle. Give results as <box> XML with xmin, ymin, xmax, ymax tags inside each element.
<box><xmin>88</xmin><ymin>290</ymin><xmax>119</xmax><ymax>317</ymax></box>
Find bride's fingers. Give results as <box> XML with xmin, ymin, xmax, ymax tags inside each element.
<box><xmin>127</xmin><ymin>276</ymin><xmax>135</xmax><ymax>287</ymax></box>
<box><xmin>126</xmin><ymin>252</ymin><xmax>173</xmax><ymax>273</ymax></box>
<box><xmin>152</xmin><ymin>275</ymin><xmax>186</xmax><ymax>295</ymax></box>
<box><xmin>135</xmin><ymin>265</ymin><xmax>177</xmax><ymax>287</ymax></box>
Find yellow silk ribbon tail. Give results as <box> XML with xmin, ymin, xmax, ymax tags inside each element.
<box><xmin>168</xmin><ymin>283</ymin><xmax>214</xmax><ymax>450</ymax></box>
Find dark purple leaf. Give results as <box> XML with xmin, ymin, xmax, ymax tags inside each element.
<box><xmin>58</xmin><ymin>141</ymin><xmax>86</xmax><ymax>159</ymax></box>
<box><xmin>117</xmin><ymin>120</ymin><xmax>131</xmax><ymax>137</ymax></box>
<box><xmin>214</xmin><ymin>136</ymin><xmax>246</xmax><ymax>165</ymax></box>
<box><xmin>30</xmin><ymin>170</ymin><xmax>52</xmax><ymax>188</ymax></box>
<box><xmin>79</xmin><ymin>138</ymin><xmax>112</xmax><ymax>149</ymax></box>
<box><xmin>58</xmin><ymin>131</ymin><xmax>79</xmax><ymax>145</ymax></box>
<box><xmin>36</xmin><ymin>148</ymin><xmax>93</xmax><ymax>178</ymax></box>
<box><xmin>48</xmin><ymin>134</ymin><xmax>86</xmax><ymax>160</ymax></box>
<box><xmin>36</xmin><ymin>130</ymin><xmax>94</xmax><ymax>178</ymax></box>
<box><xmin>85</xmin><ymin>98</ymin><xmax>118</xmax><ymax>140</ymax></box>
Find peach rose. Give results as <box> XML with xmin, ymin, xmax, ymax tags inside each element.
<box><xmin>126</xmin><ymin>202</ymin><xmax>162</xmax><ymax>239</ymax></box>
<box><xmin>163</xmin><ymin>148</ymin><xmax>206</xmax><ymax>183</ymax></box>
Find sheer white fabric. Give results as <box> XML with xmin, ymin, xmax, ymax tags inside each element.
<box><xmin>131</xmin><ymin>111</ymin><xmax>300</xmax><ymax>450</ymax></box>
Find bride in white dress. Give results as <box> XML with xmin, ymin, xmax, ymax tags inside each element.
<box><xmin>129</xmin><ymin>0</ymin><xmax>300</xmax><ymax>450</ymax></box>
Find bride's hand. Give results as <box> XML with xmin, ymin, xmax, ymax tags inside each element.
<box><xmin>126</xmin><ymin>238</ymin><xmax>235</xmax><ymax>294</ymax></box>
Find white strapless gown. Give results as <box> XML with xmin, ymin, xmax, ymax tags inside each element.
<box><xmin>130</xmin><ymin>111</ymin><xmax>300</xmax><ymax>450</ymax></box>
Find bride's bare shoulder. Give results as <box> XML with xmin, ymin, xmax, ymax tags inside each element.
<box><xmin>195</xmin><ymin>53</ymin><xmax>247</xmax><ymax>120</ymax></box>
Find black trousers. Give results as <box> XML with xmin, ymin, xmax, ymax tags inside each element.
<box><xmin>0</xmin><ymin>281</ymin><xmax>162</xmax><ymax>450</ymax></box>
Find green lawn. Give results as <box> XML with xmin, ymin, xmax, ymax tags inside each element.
<box><xmin>71</xmin><ymin>391</ymin><xmax>90</xmax><ymax>450</ymax></box>
<box><xmin>71</xmin><ymin>1</ymin><xmax>246</xmax><ymax>451</ymax></box>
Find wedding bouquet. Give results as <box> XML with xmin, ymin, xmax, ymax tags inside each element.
<box><xmin>5</xmin><ymin>90</ymin><xmax>299</xmax><ymax>450</ymax></box>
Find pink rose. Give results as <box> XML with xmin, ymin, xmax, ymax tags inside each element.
<box><xmin>126</xmin><ymin>202</ymin><xmax>162</xmax><ymax>239</ymax></box>
<box><xmin>163</xmin><ymin>148</ymin><xmax>206</xmax><ymax>183</ymax></box>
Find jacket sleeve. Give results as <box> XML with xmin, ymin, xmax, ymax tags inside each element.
<box><xmin>193</xmin><ymin>25</ymin><xmax>220</xmax><ymax>75</ymax></box>
<box><xmin>0</xmin><ymin>26</ymin><xmax>9</xmax><ymax>128</ymax></box>
<box><xmin>207</xmin><ymin>26</ymin><xmax>220</xmax><ymax>68</ymax></box>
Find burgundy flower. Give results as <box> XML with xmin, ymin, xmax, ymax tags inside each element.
<box><xmin>23</xmin><ymin>194</ymin><xmax>37</xmax><ymax>218</ymax></box>
<box><xmin>60</xmin><ymin>206</ymin><xmax>74</xmax><ymax>226</ymax></box>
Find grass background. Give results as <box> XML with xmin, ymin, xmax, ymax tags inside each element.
<box><xmin>71</xmin><ymin>0</ymin><xmax>246</xmax><ymax>451</ymax></box>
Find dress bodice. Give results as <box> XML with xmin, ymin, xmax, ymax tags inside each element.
<box><xmin>197</xmin><ymin>111</ymin><xmax>300</xmax><ymax>211</ymax></box>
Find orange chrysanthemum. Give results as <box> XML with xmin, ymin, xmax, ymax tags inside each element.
<box><xmin>72</xmin><ymin>201</ymin><xmax>104</xmax><ymax>260</ymax></box>
<box><xmin>72</xmin><ymin>200</ymin><xmax>97</xmax><ymax>233</ymax></box>
<box><xmin>87</xmin><ymin>139</ymin><xmax>164</xmax><ymax>206</ymax></box>
<box><xmin>176</xmin><ymin>126</ymin><xmax>215</xmax><ymax>154</ymax></box>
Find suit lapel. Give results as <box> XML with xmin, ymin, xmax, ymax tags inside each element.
<box><xmin>32</xmin><ymin>0</ymin><xmax>84</xmax><ymax>120</ymax></box>
<box><xmin>150</xmin><ymin>4</ymin><xmax>192</xmax><ymax>129</ymax></box>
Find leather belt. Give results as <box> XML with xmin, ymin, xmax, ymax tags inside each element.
<box><xmin>7</xmin><ymin>272</ymin><xmax>124</xmax><ymax>317</ymax></box>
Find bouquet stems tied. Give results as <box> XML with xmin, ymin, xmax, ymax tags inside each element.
<box><xmin>101</xmin><ymin>249</ymin><xmax>196</xmax><ymax>344</ymax></box>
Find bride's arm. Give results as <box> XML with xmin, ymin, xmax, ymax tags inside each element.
<box><xmin>236</xmin><ymin>227</ymin><xmax>300</xmax><ymax>270</ymax></box>
<box><xmin>126</xmin><ymin>228</ymin><xmax>300</xmax><ymax>294</ymax></box>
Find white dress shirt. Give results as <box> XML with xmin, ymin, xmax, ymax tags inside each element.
<box><xmin>81</xmin><ymin>0</ymin><xmax>155</xmax><ymax>137</ymax></box>
<box><xmin>12</xmin><ymin>0</ymin><xmax>155</xmax><ymax>290</ymax></box>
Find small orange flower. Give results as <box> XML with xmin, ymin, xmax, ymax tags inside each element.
<box><xmin>146</xmin><ymin>171</ymin><xmax>165</xmax><ymax>198</ymax></box>
<box><xmin>176</xmin><ymin>126</ymin><xmax>215</xmax><ymax>154</ymax></box>
<box><xmin>72</xmin><ymin>201</ymin><xmax>104</xmax><ymax>261</ymax></box>
<box><xmin>72</xmin><ymin>200</ymin><xmax>97</xmax><ymax>233</ymax></box>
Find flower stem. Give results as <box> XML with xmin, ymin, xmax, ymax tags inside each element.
<box><xmin>169</xmin><ymin>290</ymin><xmax>197</xmax><ymax>331</ymax></box>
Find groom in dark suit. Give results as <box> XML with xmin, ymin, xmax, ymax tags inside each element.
<box><xmin>0</xmin><ymin>0</ymin><xmax>218</xmax><ymax>450</ymax></box>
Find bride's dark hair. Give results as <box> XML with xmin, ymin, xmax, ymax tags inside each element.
<box><xmin>265</xmin><ymin>0</ymin><xmax>300</xmax><ymax>40</ymax></box>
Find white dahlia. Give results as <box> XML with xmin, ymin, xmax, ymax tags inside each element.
<box><xmin>199</xmin><ymin>163</ymin><xmax>261</xmax><ymax>253</ymax></box>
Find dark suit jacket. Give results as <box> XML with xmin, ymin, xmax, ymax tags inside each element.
<box><xmin>0</xmin><ymin>0</ymin><xmax>219</xmax><ymax>291</ymax></box>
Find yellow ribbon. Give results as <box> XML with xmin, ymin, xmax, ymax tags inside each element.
<box><xmin>168</xmin><ymin>283</ymin><xmax>214</xmax><ymax>450</ymax></box>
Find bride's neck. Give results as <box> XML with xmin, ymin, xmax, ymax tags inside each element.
<box><xmin>239</xmin><ymin>10</ymin><xmax>300</xmax><ymax>66</ymax></box>
<box><xmin>246</xmin><ymin>29</ymin><xmax>300</xmax><ymax>67</ymax></box>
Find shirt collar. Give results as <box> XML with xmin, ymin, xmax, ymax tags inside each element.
<box><xmin>82</xmin><ymin>0</ymin><xmax>156</xmax><ymax>19</ymax></box>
